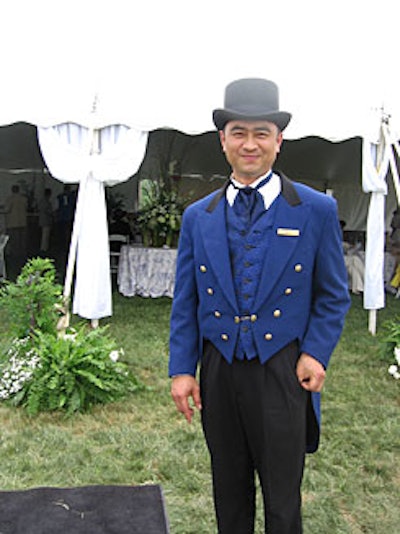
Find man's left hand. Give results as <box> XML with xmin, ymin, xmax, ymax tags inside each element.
<box><xmin>296</xmin><ymin>353</ymin><xmax>326</xmax><ymax>392</ymax></box>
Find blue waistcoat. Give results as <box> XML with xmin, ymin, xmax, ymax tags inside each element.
<box><xmin>226</xmin><ymin>197</ymin><xmax>279</xmax><ymax>359</ymax></box>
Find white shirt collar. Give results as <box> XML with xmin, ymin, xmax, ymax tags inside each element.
<box><xmin>226</xmin><ymin>171</ymin><xmax>281</xmax><ymax>210</ymax></box>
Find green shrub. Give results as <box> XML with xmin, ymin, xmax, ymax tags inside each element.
<box><xmin>0</xmin><ymin>257</ymin><xmax>63</xmax><ymax>338</ymax></box>
<box><xmin>0</xmin><ymin>258</ymin><xmax>142</xmax><ymax>414</ymax></box>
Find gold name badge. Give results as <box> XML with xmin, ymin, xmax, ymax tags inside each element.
<box><xmin>276</xmin><ymin>228</ymin><xmax>300</xmax><ymax>237</ymax></box>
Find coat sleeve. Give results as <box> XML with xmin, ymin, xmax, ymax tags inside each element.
<box><xmin>299</xmin><ymin>199</ymin><xmax>351</xmax><ymax>368</ymax></box>
<box><xmin>169</xmin><ymin>207</ymin><xmax>201</xmax><ymax>377</ymax></box>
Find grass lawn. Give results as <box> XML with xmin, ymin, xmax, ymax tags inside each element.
<box><xmin>0</xmin><ymin>292</ymin><xmax>399</xmax><ymax>533</ymax></box>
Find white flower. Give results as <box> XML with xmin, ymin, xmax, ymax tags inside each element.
<box><xmin>388</xmin><ymin>364</ymin><xmax>398</xmax><ymax>376</ymax></box>
<box><xmin>0</xmin><ymin>338</ymin><xmax>40</xmax><ymax>401</ymax></box>
<box><xmin>109</xmin><ymin>350</ymin><xmax>119</xmax><ymax>362</ymax></box>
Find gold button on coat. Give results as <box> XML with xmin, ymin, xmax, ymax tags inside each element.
<box><xmin>221</xmin><ymin>334</ymin><xmax>229</xmax><ymax>341</ymax></box>
<box><xmin>214</xmin><ymin>311</ymin><xmax>221</xmax><ymax>318</ymax></box>
<box><xmin>234</xmin><ymin>316</ymin><xmax>240</xmax><ymax>324</ymax></box>
<box><xmin>200</xmin><ymin>265</ymin><xmax>207</xmax><ymax>273</ymax></box>
<box><xmin>273</xmin><ymin>309</ymin><xmax>281</xmax><ymax>318</ymax></box>
<box><xmin>285</xmin><ymin>287</ymin><xmax>292</xmax><ymax>295</ymax></box>
<box><xmin>264</xmin><ymin>333</ymin><xmax>273</xmax><ymax>341</ymax></box>
<box><xmin>250</xmin><ymin>314</ymin><xmax>257</xmax><ymax>322</ymax></box>
<box><xmin>294</xmin><ymin>264</ymin><xmax>302</xmax><ymax>272</ymax></box>
<box><xmin>207</xmin><ymin>288</ymin><xmax>214</xmax><ymax>295</ymax></box>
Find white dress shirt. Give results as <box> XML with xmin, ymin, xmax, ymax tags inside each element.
<box><xmin>226</xmin><ymin>171</ymin><xmax>281</xmax><ymax>211</ymax></box>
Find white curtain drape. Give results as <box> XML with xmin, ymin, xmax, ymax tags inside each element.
<box><xmin>38</xmin><ymin>123</ymin><xmax>149</xmax><ymax>320</ymax></box>
<box><xmin>362</xmin><ymin>136</ymin><xmax>390</xmax><ymax>310</ymax></box>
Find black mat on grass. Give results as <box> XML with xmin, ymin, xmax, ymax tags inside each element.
<box><xmin>0</xmin><ymin>484</ymin><xmax>169</xmax><ymax>533</ymax></box>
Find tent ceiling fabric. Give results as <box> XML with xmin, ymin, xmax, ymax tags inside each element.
<box><xmin>0</xmin><ymin>121</ymin><xmax>370</xmax><ymax>214</ymax></box>
<box><xmin>0</xmin><ymin>124</ymin><xmax>362</xmax><ymax>186</ymax></box>
<box><xmin>0</xmin><ymin>123</ymin><xmax>45</xmax><ymax>170</ymax></box>
<box><xmin>136</xmin><ymin>129</ymin><xmax>362</xmax><ymax>184</ymax></box>
<box><xmin>277</xmin><ymin>137</ymin><xmax>362</xmax><ymax>185</ymax></box>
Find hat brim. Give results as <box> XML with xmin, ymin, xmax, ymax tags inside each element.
<box><xmin>212</xmin><ymin>109</ymin><xmax>291</xmax><ymax>132</ymax></box>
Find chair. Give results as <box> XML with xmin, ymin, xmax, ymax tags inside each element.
<box><xmin>0</xmin><ymin>234</ymin><xmax>9</xmax><ymax>281</ymax></box>
<box><xmin>109</xmin><ymin>234</ymin><xmax>129</xmax><ymax>275</ymax></box>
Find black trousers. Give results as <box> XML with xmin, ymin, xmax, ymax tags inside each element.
<box><xmin>200</xmin><ymin>341</ymin><xmax>308</xmax><ymax>534</ymax></box>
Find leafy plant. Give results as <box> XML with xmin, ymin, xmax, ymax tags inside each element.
<box><xmin>379</xmin><ymin>316</ymin><xmax>400</xmax><ymax>380</ymax></box>
<box><xmin>7</xmin><ymin>326</ymin><xmax>141</xmax><ymax>415</ymax></box>
<box><xmin>0</xmin><ymin>258</ymin><xmax>142</xmax><ymax>414</ymax></box>
<box><xmin>0</xmin><ymin>257</ymin><xmax>63</xmax><ymax>338</ymax></box>
<box><xmin>137</xmin><ymin>179</ymin><xmax>189</xmax><ymax>247</ymax></box>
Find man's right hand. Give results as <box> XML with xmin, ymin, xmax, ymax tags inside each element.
<box><xmin>171</xmin><ymin>375</ymin><xmax>202</xmax><ymax>423</ymax></box>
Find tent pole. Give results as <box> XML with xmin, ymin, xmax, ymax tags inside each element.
<box><xmin>368</xmin><ymin>121</ymin><xmax>385</xmax><ymax>336</ymax></box>
<box><xmin>58</xmin><ymin>173</ymin><xmax>88</xmax><ymax>335</ymax></box>
<box><xmin>368</xmin><ymin>310</ymin><xmax>377</xmax><ymax>335</ymax></box>
<box><xmin>58</xmin><ymin>128</ymin><xmax>95</xmax><ymax>335</ymax></box>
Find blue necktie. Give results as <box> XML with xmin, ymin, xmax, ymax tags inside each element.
<box><xmin>232</xmin><ymin>172</ymin><xmax>272</xmax><ymax>225</ymax></box>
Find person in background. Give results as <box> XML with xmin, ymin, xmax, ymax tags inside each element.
<box><xmin>56</xmin><ymin>184</ymin><xmax>77</xmax><ymax>254</ymax></box>
<box><xmin>340</xmin><ymin>220</ymin><xmax>365</xmax><ymax>295</ymax></box>
<box><xmin>390</xmin><ymin>207</ymin><xmax>400</xmax><ymax>245</ymax></box>
<box><xmin>169</xmin><ymin>78</ymin><xmax>350</xmax><ymax>533</ymax></box>
<box><xmin>109</xmin><ymin>209</ymin><xmax>132</xmax><ymax>237</ymax></box>
<box><xmin>38</xmin><ymin>188</ymin><xmax>54</xmax><ymax>254</ymax></box>
<box><xmin>5</xmin><ymin>184</ymin><xmax>28</xmax><ymax>276</ymax></box>
<box><xmin>108</xmin><ymin>208</ymin><xmax>132</xmax><ymax>252</ymax></box>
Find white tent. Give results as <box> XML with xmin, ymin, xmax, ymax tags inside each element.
<box><xmin>1</xmin><ymin>0</ymin><xmax>399</xmax><ymax>330</ymax></box>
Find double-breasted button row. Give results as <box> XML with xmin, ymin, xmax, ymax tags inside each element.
<box><xmin>200</xmin><ymin>265</ymin><xmax>214</xmax><ymax>297</ymax></box>
<box><xmin>263</xmin><ymin>308</ymin><xmax>283</xmax><ymax>340</ymax></box>
<box><xmin>284</xmin><ymin>263</ymin><xmax>302</xmax><ymax>294</ymax></box>
<box><xmin>221</xmin><ymin>330</ymin><xmax>274</xmax><ymax>341</ymax></box>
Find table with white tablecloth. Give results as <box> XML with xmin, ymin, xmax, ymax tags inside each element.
<box><xmin>118</xmin><ymin>245</ymin><xmax>177</xmax><ymax>298</ymax></box>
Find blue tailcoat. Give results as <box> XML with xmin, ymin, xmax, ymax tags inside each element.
<box><xmin>169</xmin><ymin>173</ymin><xmax>350</xmax><ymax>452</ymax></box>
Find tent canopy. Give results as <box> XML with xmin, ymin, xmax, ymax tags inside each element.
<box><xmin>0</xmin><ymin>1</ymin><xmax>398</xmax><ymax>140</ymax></box>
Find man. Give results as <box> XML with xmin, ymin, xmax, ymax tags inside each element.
<box><xmin>38</xmin><ymin>188</ymin><xmax>54</xmax><ymax>254</ymax></box>
<box><xmin>5</xmin><ymin>184</ymin><xmax>28</xmax><ymax>275</ymax></box>
<box><xmin>169</xmin><ymin>78</ymin><xmax>350</xmax><ymax>533</ymax></box>
<box><xmin>56</xmin><ymin>184</ymin><xmax>77</xmax><ymax>253</ymax></box>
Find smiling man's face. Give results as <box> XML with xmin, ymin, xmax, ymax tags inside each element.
<box><xmin>219</xmin><ymin>120</ymin><xmax>283</xmax><ymax>184</ymax></box>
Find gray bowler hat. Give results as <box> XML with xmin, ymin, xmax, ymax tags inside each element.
<box><xmin>212</xmin><ymin>78</ymin><xmax>291</xmax><ymax>131</ymax></box>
